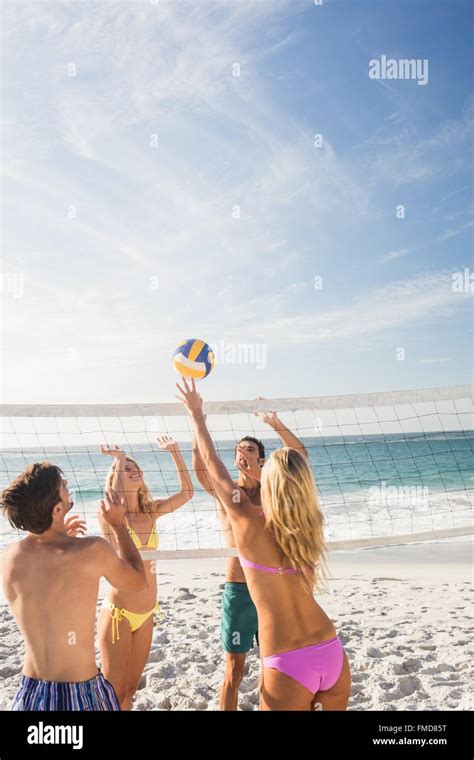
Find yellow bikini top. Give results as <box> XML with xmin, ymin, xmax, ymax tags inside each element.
<box><xmin>124</xmin><ymin>514</ymin><xmax>159</xmax><ymax>551</ymax></box>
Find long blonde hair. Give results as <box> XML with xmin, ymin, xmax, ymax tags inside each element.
<box><xmin>261</xmin><ymin>448</ymin><xmax>328</xmax><ymax>594</ymax></box>
<box><xmin>106</xmin><ymin>457</ymin><xmax>154</xmax><ymax>514</ymax></box>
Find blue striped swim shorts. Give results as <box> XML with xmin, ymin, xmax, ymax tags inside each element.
<box><xmin>11</xmin><ymin>671</ymin><xmax>120</xmax><ymax>711</ymax></box>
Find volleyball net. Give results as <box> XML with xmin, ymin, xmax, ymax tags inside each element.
<box><xmin>0</xmin><ymin>385</ymin><xmax>473</xmax><ymax>557</ymax></box>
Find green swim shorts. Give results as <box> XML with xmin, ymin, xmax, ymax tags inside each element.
<box><xmin>221</xmin><ymin>581</ymin><xmax>259</xmax><ymax>653</ymax></box>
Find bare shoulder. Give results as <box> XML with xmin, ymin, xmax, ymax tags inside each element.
<box><xmin>1</xmin><ymin>538</ymin><xmax>28</xmax><ymax>561</ymax></box>
<box><xmin>0</xmin><ymin>542</ymin><xmax>15</xmax><ymax>571</ymax></box>
<box><xmin>76</xmin><ymin>535</ymin><xmax>112</xmax><ymax>557</ymax></box>
<box><xmin>0</xmin><ymin>539</ymin><xmax>28</xmax><ymax>577</ymax></box>
<box><xmin>72</xmin><ymin>536</ymin><xmax>118</xmax><ymax>577</ymax></box>
<box><xmin>80</xmin><ymin>535</ymin><xmax>109</xmax><ymax>549</ymax></box>
<box><xmin>226</xmin><ymin>481</ymin><xmax>255</xmax><ymax>518</ymax></box>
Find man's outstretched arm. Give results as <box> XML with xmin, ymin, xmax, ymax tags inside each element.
<box><xmin>255</xmin><ymin>400</ymin><xmax>308</xmax><ymax>459</ymax></box>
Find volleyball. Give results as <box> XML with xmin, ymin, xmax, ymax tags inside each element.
<box><xmin>172</xmin><ymin>338</ymin><xmax>215</xmax><ymax>380</ymax></box>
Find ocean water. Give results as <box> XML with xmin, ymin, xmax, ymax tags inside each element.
<box><xmin>0</xmin><ymin>431</ymin><xmax>472</xmax><ymax>551</ymax></box>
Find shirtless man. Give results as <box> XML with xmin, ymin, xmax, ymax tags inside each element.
<box><xmin>0</xmin><ymin>461</ymin><xmax>146</xmax><ymax>710</ymax></box>
<box><xmin>192</xmin><ymin>405</ymin><xmax>308</xmax><ymax>710</ymax></box>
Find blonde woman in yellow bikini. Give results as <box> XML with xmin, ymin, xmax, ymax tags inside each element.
<box><xmin>97</xmin><ymin>436</ymin><xmax>194</xmax><ymax>710</ymax></box>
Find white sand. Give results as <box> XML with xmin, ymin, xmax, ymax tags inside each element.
<box><xmin>0</xmin><ymin>541</ymin><xmax>472</xmax><ymax>711</ymax></box>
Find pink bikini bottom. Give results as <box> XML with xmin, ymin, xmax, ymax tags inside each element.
<box><xmin>263</xmin><ymin>636</ymin><xmax>345</xmax><ymax>694</ymax></box>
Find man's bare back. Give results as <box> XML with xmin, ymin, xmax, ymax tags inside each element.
<box><xmin>3</xmin><ymin>534</ymin><xmax>121</xmax><ymax>681</ymax></box>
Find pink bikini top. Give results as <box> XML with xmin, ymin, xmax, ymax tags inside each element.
<box><xmin>239</xmin><ymin>510</ymin><xmax>298</xmax><ymax>575</ymax></box>
<box><xmin>239</xmin><ymin>556</ymin><xmax>297</xmax><ymax>575</ymax></box>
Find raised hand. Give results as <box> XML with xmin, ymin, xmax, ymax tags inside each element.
<box><xmin>254</xmin><ymin>397</ymin><xmax>278</xmax><ymax>426</ymax></box>
<box><xmin>175</xmin><ymin>377</ymin><xmax>204</xmax><ymax>417</ymax></box>
<box><xmin>100</xmin><ymin>444</ymin><xmax>126</xmax><ymax>459</ymax></box>
<box><xmin>64</xmin><ymin>514</ymin><xmax>87</xmax><ymax>537</ymax></box>
<box><xmin>156</xmin><ymin>434</ymin><xmax>179</xmax><ymax>452</ymax></box>
<box><xmin>98</xmin><ymin>488</ymin><xmax>126</xmax><ymax>529</ymax></box>
<box><xmin>235</xmin><ymin>445</ymin><xmax>262</xmax><ymax>481</ymax></box>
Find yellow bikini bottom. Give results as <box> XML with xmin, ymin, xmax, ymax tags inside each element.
<box><xmin>103</xmin><ymin>600</ymin><xmax>164</xmax><ymax>644</ymax></box>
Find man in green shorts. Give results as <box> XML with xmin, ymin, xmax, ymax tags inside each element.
<box><xmin>192</xmin><ymin>404</ymin><xmax>308</xmax><ymax>710</ymax></box>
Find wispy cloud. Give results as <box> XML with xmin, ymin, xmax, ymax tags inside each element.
<box><xmin>233</xmin><ymin>271</ymin><xmax>473</xmax><ymax>345</ymax></box>
<box><xmin>419</xmin><ymin>357</ymin><xmax>452</xmax><ymax>364</ymax></box>
<box><xmin>379</xmin><ymin>248</ymin><xmax>409</xmax><ymax>263</ymax></box>
<box><xmin>358</xmin><ymin>96</ymin><xmax>474</xmax><ymax>187</ymax></box>
<box><xmin>436</xmin><ymin>220</ymin><xmax>474</xmax><ymax>242</ymax></box>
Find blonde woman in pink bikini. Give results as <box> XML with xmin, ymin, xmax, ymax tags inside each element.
<box><xmin>177</xmin><ymin>378</ymin><xmax>351</xmax><ymax>711</ymax></box>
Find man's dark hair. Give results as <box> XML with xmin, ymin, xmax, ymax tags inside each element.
<box><xmin>236</xmin><ymin>436</ymin><xmax>265</xmax><ymax>460</ymax></box>
<box><xmin>0</xmin><ymin>462</ymin><xmax>64</xmax><ymax>534</ymax></box>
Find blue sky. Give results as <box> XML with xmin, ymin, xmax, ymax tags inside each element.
<box><xmin>2</xmin><ymin>0</ymin><xmax>473</xmax><ymax>405</ymax></box>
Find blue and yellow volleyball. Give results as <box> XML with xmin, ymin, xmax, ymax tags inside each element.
<box><xmin>172</xmin><ymin>339</ymin><xmax>215</xmax><ymax>380</ymax></box>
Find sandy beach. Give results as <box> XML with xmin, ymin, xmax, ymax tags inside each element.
<box><xmin>0</xmin><ymin>540</ymin><xmax>472</xmax><ymax>711</ymax></box>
